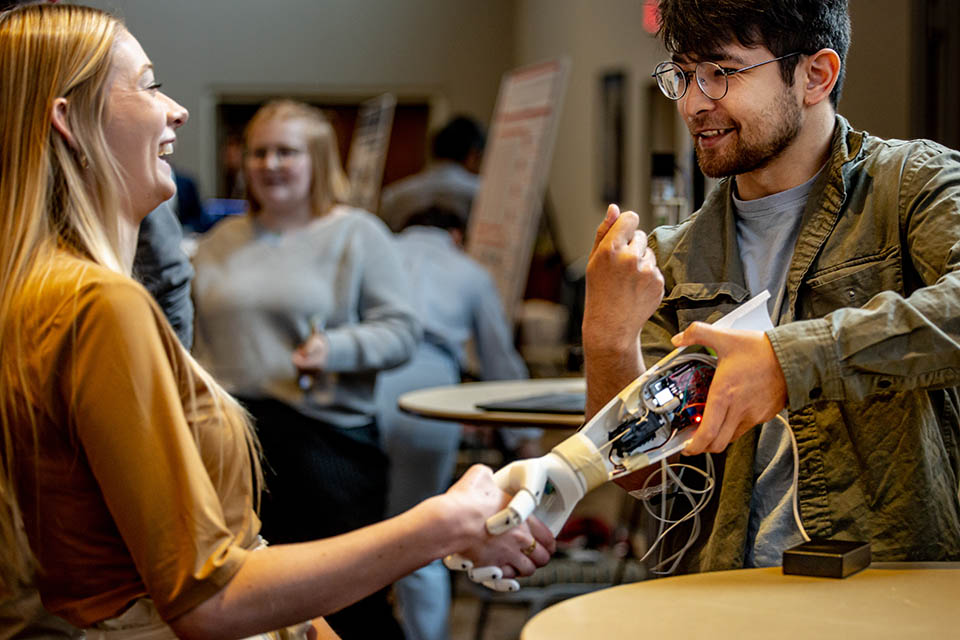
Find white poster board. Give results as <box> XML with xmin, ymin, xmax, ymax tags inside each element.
<box><xmin>466</xmin><ymin>58</ymin><xmax>570</xmax><ymax>318</ymax></box>
<box><xmin>346</xmin><ymin>93</ymin><xmax>396</xmax><ymax>212</ymax></box>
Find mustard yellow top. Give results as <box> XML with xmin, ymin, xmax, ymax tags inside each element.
<box><xmin>10</xmin><ymin>252</ymin><xmax>258</xmax><ymax>626</ymax></box>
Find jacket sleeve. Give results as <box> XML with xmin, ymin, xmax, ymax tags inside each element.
<box><xmin>768</xmin><ymin>143</ymin><xmax>960</xmax><ymax>409</ymax></box>
<box><xmin>133</xmin><ymin>200</ymin><xmax>195</xmax><ymax>350</ymax></box>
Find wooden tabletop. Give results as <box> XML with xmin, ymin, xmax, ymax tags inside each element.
<box><xmin>397</xmin><ymin>378</ymin><xmax>585</xmax><ymax>428</ymax></box>
<box><xmin>522</xmin><ymin>563</ymin><xmax>960</xmax><ymax>639</ymax></box>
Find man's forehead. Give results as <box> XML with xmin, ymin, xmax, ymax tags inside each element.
<box><xmin>671</xmin><ymin>46</ymin><xmax>762</xmax><ymax>66</ymax></box>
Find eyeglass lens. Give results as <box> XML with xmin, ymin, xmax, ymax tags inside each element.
<box><xmin>655</xmin><ymin>61</ymin><xmax>729</xmax><ymax>100</ymax></box>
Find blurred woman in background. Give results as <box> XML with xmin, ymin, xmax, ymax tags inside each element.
<box><xmin>191</xmin><ymin>100</ymin><xmax>418</xmax><ymax>638</ymax></box>
<box><xmin>0</xmin><ymin>6</ymin><xmax>554</xmax><ymax>639</ymax></box>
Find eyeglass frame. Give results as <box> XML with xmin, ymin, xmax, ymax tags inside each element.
<box><xmin>245</xmin><ymin>145</ymin><xmax>309</xmax><ymax>166</ymax></box>
<box><xmin>651</xmin><ymin>52</ymin><xmax>803</xmax><ymax>101</ymax></box>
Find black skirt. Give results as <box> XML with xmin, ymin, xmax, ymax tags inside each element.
<box><xmin>237</xmin><ymin>396</ymin><xmax>404</xmax><ymax>640</ymax></box>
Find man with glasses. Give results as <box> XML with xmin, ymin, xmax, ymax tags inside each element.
<box><xmin>583</xmin><ymin>0</ymin><xmax>960</xmax><ymax>572</ymax></box>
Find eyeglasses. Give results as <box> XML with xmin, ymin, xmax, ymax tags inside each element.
<box><xmin>247</xmin><ymin>146</ymin><xmax>307</xmax><ymax>165</ymax></box>
<box><xmin>651</xmin><ymin>52</ymin><xmax>802</xmax><ymax>101</ymax></box>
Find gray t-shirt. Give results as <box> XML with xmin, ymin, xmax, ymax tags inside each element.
<box><xmin>733</xmin><ymin>169</ymin><xmax>821</xmax><ymax>566</ymax></box>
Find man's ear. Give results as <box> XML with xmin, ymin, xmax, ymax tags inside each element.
<box><xmin>801</xmin><ymin>48</ymin><xmax>841</xmax><ymax>107</ymax></box>
<box><xmin>50</xmin><ymin>97</ymin><xmax>78</xmax><ymax>148</ymax></box>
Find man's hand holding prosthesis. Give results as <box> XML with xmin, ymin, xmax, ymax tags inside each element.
<box><xmin>671</xmin><ymin>322</ymin><xmax>788</xmax><ymax>455</ymax></box>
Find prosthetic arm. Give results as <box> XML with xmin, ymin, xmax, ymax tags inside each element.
<box><xmin>446</xmin><ymin>292</ymin><xmax>771</xmax><ymax>591</ymax></box>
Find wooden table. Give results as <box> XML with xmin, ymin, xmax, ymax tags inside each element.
<box><xmin>398</xmin><ymin>378</ymin><xmax>585</xmax><ymax>428</ymax></box>
<box><xmin>521</xmin><ymin>563</ymin><xmax>960</xmax><ymax>639</ymax></box>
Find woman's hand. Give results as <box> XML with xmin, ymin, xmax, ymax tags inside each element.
<box><xmin>292</xmin><ymin>333</ymin><xmax>329</xmax><ymax>372</ymax></box>
<box><xmin>438</xmin><ymin>465</ymin><xmax>555</xmax><ymax>578</ymax></box>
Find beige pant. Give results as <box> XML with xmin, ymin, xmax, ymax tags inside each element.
<box><xmin>83</xmin><ymin>598</ymin><xmax>314</xmax><ymax>640</ymax></box>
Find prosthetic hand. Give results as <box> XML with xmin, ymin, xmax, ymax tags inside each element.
<box><xmin>445</xmin><ymin>344</ymin><xmax>717</xmax><ymax>590</ymax></box>
<box><xmin>446</xmin><ymin>291</ymin><xmax>772</xmax><ymax>592</ymax></box>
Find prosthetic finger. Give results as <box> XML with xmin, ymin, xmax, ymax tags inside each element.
<box><xmin>442</xmin><ymin>554</ymin><xmax>472</xmax><ymax>571</ymax></box>
<box><xmin>481</xmin><ymin>578</ymin><xmax>520</xmax><ymax>592</ymax></box>
<box><xmin>465</xmin><ymin>565</ymin><xmax>520</xmax><ymax>591</ymax></box>
<box><xmin>485</xmin><ymin>459</ymin><xmax>547</xmax><ymax>535</ymax></box>
<box><xmin>467</xmin><ymin>565</ymin><xmax>503</xmax><ymax>582</ymax></box>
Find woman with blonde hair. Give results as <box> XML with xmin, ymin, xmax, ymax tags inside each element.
<box><xmin>192</xmin><ymin>98</ymin><xmax>421</xmax><ymax>638</ymax></box>
<box><xmin>0</xmin><ymin>5</ymin><xmax>554</xmax><ymax>639</ymax></box>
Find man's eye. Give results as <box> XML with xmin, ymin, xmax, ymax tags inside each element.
<box><xmin>146</xmin><ymin>82</ymin><xmax>163</xmax><ymax>91</ymax></box>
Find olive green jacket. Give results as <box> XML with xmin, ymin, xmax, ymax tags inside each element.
<box><xmin>644</xmin><ymin>115</ymin><xmax>960</xmax><ymax>570</ymax></box>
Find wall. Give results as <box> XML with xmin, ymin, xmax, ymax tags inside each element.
<box><xmin>515</xmin><ymin>0</ymin><xmax>914</xmax><ymax>263</ymax></box>
<box><xmin>515</xmin><ymin>0</ymin><xmax>667</xmax><ymax>263</ymax></box>
<box><xmin>843</xmin><ymin>0</ymin><xmax>912</xmax><ymax>140</ymax></box>
<box><xmin>86</xmin><ymin>0</ymin><xmax>516</xmax><ymax>197</ymax></box>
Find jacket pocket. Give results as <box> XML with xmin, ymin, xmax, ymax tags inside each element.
<box><xmin>666</xmin><ymin>281</ymin><xmax>751</xmax><ymax>330</ymax></box>
<box><xmin>802</xmin><ymin>246</ymin><xmax>903</xmax><ymax>318</ymax></box>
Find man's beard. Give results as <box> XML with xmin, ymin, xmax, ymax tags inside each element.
<box><xmin>694</xmin><ymin>89</ymin><xmax>802</xmax><ymax>178</ymax></box>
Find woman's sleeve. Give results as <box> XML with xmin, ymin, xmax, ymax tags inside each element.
<box><xmin>323</xmin><ymin>220</ymin><xmax>422</xmax><ymax>373</ymax></box>
<box><xmin>65</xmin><ymin>279</ymin><xmax>249</xmax><ymax>621</ymax></box>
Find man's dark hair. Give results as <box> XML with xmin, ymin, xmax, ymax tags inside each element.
<box><xmin>657</xmin><ymin>0</ymin><xmax>850</xmax><ymax>107</ymax></box>
<box><xmin>401</xmin><ymin>205</ymin><xmax>467</xmax><ymax>236</ymax></box>
<box><xmin>431</xmin><ymin>116</ymin><xmax>485</xmax><ymax>164</ymax></box>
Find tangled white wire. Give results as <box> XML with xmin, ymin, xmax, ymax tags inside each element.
<box><xmin>635</xmin><ymin>454</ymin><xmax>715</xmax><ymax>575</ymax></box>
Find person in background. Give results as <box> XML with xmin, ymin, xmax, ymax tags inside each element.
<box><xmin>379</xmin><ymin>115</ymin><xmax>484</xmax><ymax>232</ymax></box>
<box><xmin>170</xmin><ymin>168</ymin><xmax>205</xmax><ymax>234</ymax></box>
<box><xmin>374</xmin><ymin>206</ymin><xmax>536</xmax><ymax>640</ymax></box>
<box><xmin>584</xmin><ymin>0</ymin><xmax>960</xmax><ymax>571</ymax></box>
<box><xmin>192</xmin><ymin>100</ymin><xmax>421</xmax><ymax>639</ymax></box>
<box><xmin>0</xmin><ymin>6</ymin><xmax>555</xmax><ymax>640</ymax></box>
<box><xmin>133</xmin><ymin>199</ymin><xmax>195</xmax><ymax>348</ymax></box>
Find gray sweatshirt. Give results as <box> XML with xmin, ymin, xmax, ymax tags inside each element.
<box><xmin>192</xmin><ymin>205</ymin><xmax>420</xmax><ymax>428</ymax></box>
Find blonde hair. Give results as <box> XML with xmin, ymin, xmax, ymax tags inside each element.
<box><xmin>244</xmin><ymin>99</ymin><xmax>351</xmax><ymax>217</ymax></box>
<box><xmin>0</xmin><ymin>4</ymin><xmax>260</xmax><ymax>588</ymax></box>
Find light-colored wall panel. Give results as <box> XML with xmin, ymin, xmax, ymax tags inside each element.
<box><xmin>516</xmin><ymin>0</ymin><xmax>667</xmax><ymax>261</ymax></box>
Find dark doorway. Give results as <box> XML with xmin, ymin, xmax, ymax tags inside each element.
<box><xmin>215</xmin><ymin>97</ymin><xmax>431</xmax><ymax>200</ymax></box>
<box><xmin>911</xmin><ymin>0</ymin><xmax>960</xmax><ymax>150</ymax></box>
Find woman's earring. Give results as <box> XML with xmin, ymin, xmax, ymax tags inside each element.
<box><xmin>79</xmin><ymin>154</ymin><xmax>89</xmax><ymax>169</ymax></box>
